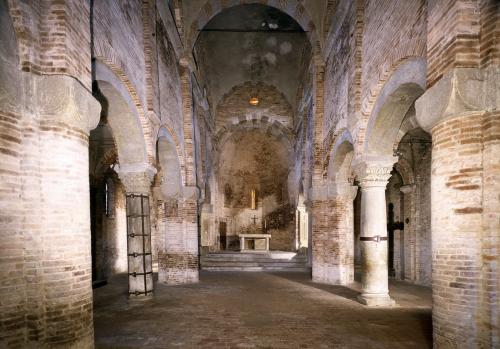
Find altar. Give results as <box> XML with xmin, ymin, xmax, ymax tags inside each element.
<box><xmin>239</xmin><ymin>234</ymin><xmax>271</xmax><ymax>252</ymax></box>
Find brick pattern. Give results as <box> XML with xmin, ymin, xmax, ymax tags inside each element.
<box><xmin>479</xmin><ymin>0</ymin><xmax>500</xmax><ymax>68</ymax></box>
<box><xmin>359</xmin><ymin>0</ymin><xmax>426</xmax><ymax>142</ymax></box>
<box><xmin>216</xmin><ymin>82</ymin><xmax>294</xmax><ymax>132</ymax></box>
<box><xmin>431</xmin><ymin>112</ymin><xmax>498</xmax><ymax>348</ymax></box>
<box><xmin>324</xmin><ymin>0</ymin><xmax>361</xmax><ymax>134</ymax></box>
<box><xmin>7</xmin><ymin>0</ymin><xmax>92</xmax><ymax>89</ymax></box>
<box><xmin>427</xmin><ymin>0</ymin><xmax>481</xmax><ymax>87</ymax></box>
<box><xmin>156</xmin><ymin>196</ymin><xmax>199</xmax><ymax>285</ymax></box>
<box><xmin>312</xmin><ymin>196</ymin><xmax>355</xmax><ymax>285</ymax></box>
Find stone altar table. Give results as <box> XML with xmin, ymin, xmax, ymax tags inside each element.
<box><xmin>238</xmin><ymin>234</ymin><xmax>271</xmax><ymax>252</ymax></box>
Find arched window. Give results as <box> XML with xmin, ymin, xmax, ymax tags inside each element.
<box><xmin>105</xmin><ymin>178</ymin><xmax>115</xmax><ymax>217</ymax></box>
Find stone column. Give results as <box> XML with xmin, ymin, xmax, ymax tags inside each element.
<box><xmin>118</xmin><ymin>163</ymin><xmax>156</xmax><ymax>297</ymax></box>
<box><xmin>312</xmin><ymin>182</ymin><xmax>358</xmax><ymax>285</ymax></box>
<box><xmin>416</xmin><ymin>67</ymin><xmax>499</xmax><ymax>348</ymax></box>
<box><xmin>353</xmin><ymin>157</ymin><xmax>397</xmax><ymax>306</ymax></box>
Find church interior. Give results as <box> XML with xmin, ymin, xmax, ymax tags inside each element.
<box><xmin>0</xmin><ymin>0</ymin><xmax>498</xmax><ymax>348</ymax></box>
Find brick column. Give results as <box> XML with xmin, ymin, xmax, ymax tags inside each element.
<box><xmin>416</xmin><ymin>67</ymin><xmax>499</xmax><ymax>348</ymax></box>
<box><xmin>158</xmin><ymin>186</ymin><xmax>200</xmax><ymax>285</ymax></box>
<box><xmin>312</xmin><ymin>183</ymin><xmax>357</xmax><ymax>285</ymax></box>
<box><xmin>353</xmin><ymin>157</ymin><xmax>397</xmax><ymax>306</ymax></box>
<box><xmin>118</xmin><ymin>164</ymin><xmax>156</xmax><ymax>297</ymax></box>
<box><xmin>399</xmin><ymin>184</ymin><xmax>415</xmax><ymax>281</ymax></box>
<box><xmin>5</xmin><ymin>75</ymin><xmax>100</xmax><ymax>347</ymax></box>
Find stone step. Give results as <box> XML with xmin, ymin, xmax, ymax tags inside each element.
<box><xmin>201</xmin><ymin>257</ymin><xmax>307</xmax><ymax>263</ymax></box>
<box><xmin>202</xmin><ymin>261</ymin><xmax>306</xmax><ymax>267</ymax></box>
<box><xmin>200</xmin><ymin>251</ymin><xmax>308</xmax><ymax>272</ymax></box>
<box><xmin>202</xmin><ymin>252</ymin><xmax>305</xmax><ymax>260</ymax></box>
<box><xmin>202</xmin><ymin>266</ymin><xmax>310</xmax><ymax>272</ymax></box>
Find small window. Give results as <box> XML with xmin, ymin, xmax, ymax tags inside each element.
<box><xmin>105</xmin><ymin>178</ymin><xmax>115</xmax><ymax>217</ymax></box>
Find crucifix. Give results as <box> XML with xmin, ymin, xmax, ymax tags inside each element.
<box><xmin>250</xmin><ymin>215</ymin><xmax>258</xmax><ymax>226</ymax></box>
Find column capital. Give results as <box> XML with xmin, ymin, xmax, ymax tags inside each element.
<box><xmin>36</xmin><ymin>75</ymin><xmax>101</xmax><ymax>135</ymax></box>
<box><xmin>117</xmin><ymin>163</ymin><xmax>157</xmax><ymax>195</ymax></box>
<box><xmin>352</xmin><ymin>156</ymin><xmax>398</xmax><ymax>188</ymax></box>
<box><xmin>415</xmin><ymin>66</ymin><xmax>499</xmax><ymax>132</ymax></box>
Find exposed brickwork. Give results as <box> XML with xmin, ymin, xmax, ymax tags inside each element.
<box><xmin>7</xmin><ymin>0</ymin><xmax>92</xmax><ymax>89</ymax></box>
<box><xmin>216</xmin><ymin>82</ymin><xmax>294</xmax><ymax>131</ymax></box>
<box><xmin>324</xmin><ymin>0</ymin><xmax>362</xmax><ymax>133</ymax></box>
<box><xmin>431</xmin><ymin>112</ymin><xmax>498</xmax><ymax>348</ymax></box>
<box><xmin>359</xmin><ymin>0</ymin><xmax>426</xmax><ymax>143</ymax></box>
<box><xmin>312</xmin><ymin>195</ymin><xmax>355</xmax><ymax>285</ymax></box>
<box><xmin>427</xmin><ymin>0</ymin><xmax>481</xmax><ymax>86</ymax></box>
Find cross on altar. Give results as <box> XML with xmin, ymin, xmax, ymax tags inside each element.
<box><xmin>251</xmin><ymin>215</ymin><xmax>258</xmax><ymax>225</ymax></box>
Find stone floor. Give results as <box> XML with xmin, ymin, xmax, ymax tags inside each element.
<box><xmin>93</xmin><ymin>272</ymin><xmax>432</xmax><ymax>349</ymax></box>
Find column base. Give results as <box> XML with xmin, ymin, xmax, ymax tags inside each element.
<box><xmin>357</xmin><ymin>293</ymin><xmax>396</xmax><ymax>307</ymax></box>
<box><xmin>159</xmin><ymin>268</ymin><xmax>199</xmax><ymax>285</ymax></box>
<box><xmin>128</xmin><ymin>293</ymin><xmax>154</xmax><ymax>300</ymax></box>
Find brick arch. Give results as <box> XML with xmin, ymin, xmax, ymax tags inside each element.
<box><xmin>188</xmin><ymin>0</ymin><xmax>322</xmax><ymax>57</ymax></box>
<box><xmin>93</xmin><ymin>58</ymin><xmax>155</xmax><ymax>164</ymax></box>
<box><xmin>216</xmin><ymin>81</ymin><xmax>294</xmax><ymax>132</ymax></box>
<box><xmin>325</xmin><ymin>128</ymin><xmax>355</xmax><ymax>183</ymax></box>
<box><xmin>394</xmin><ymin>158</ymin><xmax>415</xmax><ymax>187</ymax></box>
<box><xmin>154</xmin><ymin>124</ymin><xmax>186</xmax><ymax>185</ymax></box>
<box><xmin>94</xmin><ymin>60</ymin><xmax>152</xmax><ymax>168</ymax></box>
<box><xmin>359</xmin><ymin>57</ymin><xmax>426</xmax><ymax>158</ymax></box>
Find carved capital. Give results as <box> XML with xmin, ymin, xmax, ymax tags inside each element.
<box><xmin>36</xmin><ymin>75</ymin><xmax>101</xmax><ymax>134</ymax></box>
<box><xmin>117</xmin><ymin>163</ymin><xmax>157</xmax><ymax>195</ymax></box>
<box><xmin>352</xmin><ymin>156</ymin><xmax>397</xmax><ymax>188</ymax></box>
<box><xmin>415</xmin><ymin>66</ymin><xmax>499</xmax><ymax>132</ymax></box>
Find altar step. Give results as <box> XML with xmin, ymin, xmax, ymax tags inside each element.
<box><xmin>201</xmin><ymin>251</ymin><xmax>309</xmax><ymax>272</ymax></box>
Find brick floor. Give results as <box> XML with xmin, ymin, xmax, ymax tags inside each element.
<box><xmin>93</xmin><ymin>271</ymin><xmax>432</xmax><ymax>348</ymax></box>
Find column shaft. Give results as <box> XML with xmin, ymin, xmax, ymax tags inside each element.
<box><xmin>354</xmin><ymin>159</ymin><xmax>396</xmax><ymax>306</ymax></box>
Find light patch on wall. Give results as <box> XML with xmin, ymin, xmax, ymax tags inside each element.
<box><xmin>280</xmin><ymin>42</ymin><xmax>292</xmax><ymax>55</ymax></box>
<box><xmin>264</xmin><ymin>52</ymin><xmax>277</xmax><ymax>66</ymax></box>
<box><xmin>266</xmin><ymin>37</ymin><xmax>277</xmax><ymax>47</ymax></box>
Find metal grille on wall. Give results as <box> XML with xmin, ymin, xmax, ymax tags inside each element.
<box><xmin>126</xmin><ymin>194</ymin><xmax>153</xmax><ymax>296</ymax></box>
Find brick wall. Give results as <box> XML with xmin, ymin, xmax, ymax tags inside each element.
<box><xmin>8</xmin><ymin>0</ymin><xmax>92</xmax><ymax>89</ymax></box>
<box><xmin>216</xmin><ymin>82</ymin><xmax>294</xmax><ymax>131</ymax></box>
<box><xmin>361</xmin><ymin>0</ymin><xmax>426</xmax><ymax>119</ymax></box>
<box><xmin>93</xmin><ymin>0</ymin><xmax>146</xmax><ymax>106</ymax></box>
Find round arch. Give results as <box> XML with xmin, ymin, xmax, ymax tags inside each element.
<box><xmin>327</xmin><ymin>129</ymin><xmax>355</xmax><ymax>183</ymax></box>
<box><xmin>363</xmin><ymin>58</ymin><xmax>426</xmax><ymax>157</ymax></box>
<box><xmin>94</xmin><ymin>61</ymin><xmax>149</xmax><ymax>167</ymax></box>
<box><xmin>188</xmin><ymin>0</ymin><xmax>321</xmax><ymax>56</ymax></box>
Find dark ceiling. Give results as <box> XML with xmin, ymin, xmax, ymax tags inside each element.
<box><xmin>202</xmin><ymin>4</ymin><xmax>304</xmax><ymax>32</ymax></box>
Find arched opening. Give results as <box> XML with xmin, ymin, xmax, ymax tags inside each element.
<box><xmin>153</xmin><ymin>129</ymin><xmax>185</xmax><ymax>284</ymax></box>
<box><xmin>386</xmin><ymin>126</ymin><xmax>432</xmax><ymax>285</ymax></box>
<box><xmin>313</xmin><ymin>131</ymin><xmax>357</xmax><ymax>285</ymax></box>
<box><xmin>89</xmin><ymin>61</ymin><xmax>154</xmax><ymax>296</ymax></box>
<box><xmin>214</xmin><ymin>128</ymin><xmax>293</xmax><ymax>251</ymax></box>
<box><xmin>194</xmin><ymin>2</ymin><xmax>311</xmax><ymax>271</ymax></box>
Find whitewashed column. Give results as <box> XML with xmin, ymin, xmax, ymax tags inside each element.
<box><xmin>354</xmin><ymin>157</ymin><xmax>397</xmax><ymax>306</ymax></box>
<box><xmin>118</xmin><ymin>163</ymin><xmax>156</xmax><ymax>297</ymax></box>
